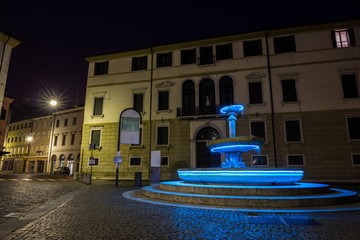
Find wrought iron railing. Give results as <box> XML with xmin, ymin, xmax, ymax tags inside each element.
<box><xmin>177</xmin><ymin>105</ymin><xmax>221</xmax><ymax>118</ymax></box>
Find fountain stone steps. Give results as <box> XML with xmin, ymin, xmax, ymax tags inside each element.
<box><xmin>160</xmin><ymin>181</ymin><xmax>332</xmax><ymax>196</ymax></box>
<box><xmin>141</xmin><ymin>184</ymin><xmax>359</xmax><ymax>208</ymax></box>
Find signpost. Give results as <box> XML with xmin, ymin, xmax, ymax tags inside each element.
<box><xmin>88</xmin><ymin>144</ymin><xmax>96</xmax><ymax>185</ymax></box>
<box><xmin>116</xmin><ymin>109</ymin><xmax>141</xmax><ymax>187</ymax></box>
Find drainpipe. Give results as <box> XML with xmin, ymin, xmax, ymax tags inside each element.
<box><xmin>148</xmin><ymin>47</ymin><xmax>153</xmax><ymax>180</ymax></box>
<box><xmin>265</xmin><ymin>30</ymin><xmax>278</xmax><ymax>168</ymax></box>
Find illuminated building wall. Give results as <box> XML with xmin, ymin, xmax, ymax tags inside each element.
<box><xmin>81</xmin><ymin>19</ymin><xmax>360</xmax><ymax>180</ymax></box>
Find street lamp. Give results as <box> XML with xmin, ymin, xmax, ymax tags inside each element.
<box><xmin>26</xmin><ymin>136</ymin><xmax>33</xmax><ymax>142</ymax></box>
<box><xmin>50</xmin><ymin>100</ymin><xmax>57</xmax><ymax>106</ymax></box>
<box><xmin>47</xmin><ymin>100</ymin><xmax>58</xmax><ymax>174</ymax></box>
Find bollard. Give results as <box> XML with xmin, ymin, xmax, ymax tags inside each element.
<box><xmin>87</xmin><ymin>173</ymin><xmax>92</xmax><ymax>185</ymax></box>
<box><xmin>82</xmin><ymin>173</ymin><xmax>87</xmax><ymax>184</ymax></box>
<box><xmin>135</xmin><ymin>172</ymin><xmax>142</xmax><ymax>187</ymax></box>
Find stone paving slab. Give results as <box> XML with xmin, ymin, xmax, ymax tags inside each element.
<box><xmin>2</xmin><ymin>180</ymin><xmax>360</xmax><ymax>240</ymax></box>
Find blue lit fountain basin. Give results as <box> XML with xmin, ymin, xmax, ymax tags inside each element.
<box><xmin>177</xmin><ymin>168</ymin><xmax>304</xmax><ymax>186</ymax></box>
<box><xmin>206</xmin><ymin>136</ymin><xmax>264</xmax><ymax>153</ymax></box>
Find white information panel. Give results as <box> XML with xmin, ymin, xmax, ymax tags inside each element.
<box><xmin>120</xmin><ymin>109</ymin><xmax>141</xmax><ymax>144</ymax></box>
<box><xmin>151</xmin><ymin>151</ymin><xmax>161</xmax><ymax>167</ymax></box>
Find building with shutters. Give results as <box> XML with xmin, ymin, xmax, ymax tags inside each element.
<box><xmin>80</xmin><ymin>19</ymin><xmax>360</xmax><ymax>181</ymax></box>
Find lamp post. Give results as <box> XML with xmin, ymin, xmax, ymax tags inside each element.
<box><xmin>47</xmin><ymin>99</ymin><xmax>57</xmax><ymax>174</ymax></box>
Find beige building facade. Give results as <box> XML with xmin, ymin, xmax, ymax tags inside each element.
<box><xmin>81</xmin><ymin>19</ymin><xmax>360</xmax><ymax>181</ymax></box>
<box><xmin>49</xmin><ymin>107</ymin><xmax>84</xmax><ymax>175</ymax></box>
<box><xmin>2</xmin><ymin>106</ymin><xmax>84</xmax><ymax>174</ymax></box>
<box><xmin>0</xmin><ymin>32</ymin><xmax>20</xmax><ymax>110</ymax></box>
<box><xmin>2</xmin><ymin>119</ymin><xmax>32</xmax><ymax>172</ymax></box>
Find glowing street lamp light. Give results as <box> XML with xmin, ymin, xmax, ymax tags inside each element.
<box><xmin>50</xmin><ymin>100</ymin><xmax>57</xmax><ymax>106</ymax></box>
<box><xmin>26</xmin><ymin>136</ymin><xmax>33</xmax><ymax>142</ymax></box>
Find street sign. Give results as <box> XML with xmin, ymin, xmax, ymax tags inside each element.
<box><xmin>113</xmin><ymin>156</ymin><xmax>123</xmax><ymax>163</ymax></box>
<box><xmin>89</xmin><ymin>157</ymin><xmax>96</xmax><ymax>165</ymax></box>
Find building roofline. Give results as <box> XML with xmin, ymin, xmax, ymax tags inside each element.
<box><xmin>0</xmin><ymin>31</ymin><xmax>22</xmax><ymax>48</ymax></box>
<box><xmin>84</xmin><ymin>18</ymin><xmax>360</xmax><ymax>62</ymax></box>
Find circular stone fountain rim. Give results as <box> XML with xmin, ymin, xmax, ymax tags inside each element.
<box><xmin>177</xmin><ymin>168</ymin><xmax>304</xmax><ymax>185</ymax></box>
<box><xmin>219</xmin><ymin>104</ymin><xmax>244</xmax><ymax>114</ymax></box>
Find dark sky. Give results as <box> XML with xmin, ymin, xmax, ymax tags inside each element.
<box><xmin>1</xmin><ymin>0</ymin><xmax>360</xmax><ymax>111</ymax></box>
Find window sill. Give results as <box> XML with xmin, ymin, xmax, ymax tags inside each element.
<box><xmin>247</xmin><ymin>102</ymin><xmax>266</xmax><ymax>108</ymax></box>
<box><xmin>156</xmin><ymin>144</ymin><xmax>171</xmax><ymax>150</ymax></box>
<box><xmin>281</xmin><ymin>101</ymin><xmax>301</xmax><ymax>106</ymax></box>
<box><xmin>156</xmin><ymin>109</ymin><xmax>172</xmax><ymax>114</ymax></box>
<box><xmin>342</xmin><ymin>97</ymin><xmax>359</xmax><ymax>103</ymax></box>
<box><xmin>91</xmin><ymin>114</ymin><xmax>104</xmax><ymax>119</ymax></box>
<box><xmin>129</xmin><ymin>145</ymin><xmax>145</xmax><ymax>149</ymax></box>
<box><xmin>285</xmin><ymin>141</ymin><xmax>304</xmax><ymax>144</ymax></box>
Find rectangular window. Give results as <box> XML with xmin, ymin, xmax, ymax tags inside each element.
<box><xmin>89</xmin><ymin>157</ymin><xmax>99</xmax><ymax>166</ymax></box>
<box><xmin>249</xmin><ymin>82</ymin><xmax>263</xmax><ymax>104</ymax></box>
<box><xmin>62</xmin><ymin>135</ymin><xmax>66</xmax><ymax>146</ymax></box>
<box><xmin>0</xmin><ymin>107</ymin><xmax>6</xmax><ymax>120</ymax></box>
<box><xmin>181</xmin><ymin>49</ymin><xmax>196</xmax><ymax>65</ymax></box>
<box><xmin>216</xmin><ymin>43</ymin><xmax>233</xmax><ymax>60</ymax></box>
<box><xmin>288</xmin><ymin>155</ymin><xmax>304</xmax><ymax>165</ymax></box>
<box><xmin>54</xmin><ymin>136</ymin><xmax>58</xmax><ymax>146</ymax></box>
<box><xmin>199</xmin><ymin>46</ymin><xmax>213</xmax><ymax>65</ymax></box>
<box><xmin>281</xmin><ymin>79</ymin><xmax>297</xmax><ymax>102</ymax></box>
<box><xmin>91</xmin><ymin>130</ymin><xmax>101</xmax><ymax>148</ymax></box>
<box><xmin>332</xmin><ymin>28</ymin><xmax>355</xmax><ymax>48</ymax></box>
<box><xmin>25</xmin><ymin>123</ymin><xmax>27</xmax><ymax>128</ymax></box>
<box><xmin>94</xmin><ymin>61</ymin><xmax>109</xmax><ymax>75</ymax></box>
<box><xmin>285</xmin><ymin>120</ymin><xmax>302</xmax><ymax>142</ymax></box>
<box><xmin>347</xmin><ymin>117</ymin><xmax>360</xmax><ymax>140</ymax></box>
<box><xmin>157</xmin><ymin>126</ymin><xmax>169</xmax><ymax>145</ymax></box>
<box><xmin>130</xmin><ymin>157</ymin><xmax>141</xmax><ymax>166</ymax></box>
<box><xmin>252</xmin><ymin>155</ymin><xmax>268</xmax><ymax>166</ymax></box>
<box><xmin>250</xmin><ymin>121</ymin><xmax>266</xmax><ymax>141</ymax></box>
<box><xmin>133</xmin><ymin>93</ymin><xmax>144</xmax><ymax>113</ymax></box>
<box><xmin>341</xmin><ymin>74</ymin><xmax>358</xmax><ymax>98</ymax></box>
<box><xmin>71</xmin><ymin>133</ymin><xmax>75</xmax><ymax>145</ymax></box>
<box><xmin>132</xmin><ymin>56</ymin><xmax>148</xmax><ymax>71</ymax></box>
<box><xmin>161</xmin><ymin>156</ymin><xmax>169</xmax><ymax>166</ymax></box>
<box><xmin>93</xmin><ymin>97</ymin><xmax>104</xmax><ymax>116</ymax></box>
<box><xmin>73</xmin><ymin>117</ymin><xmax>77</xmax><ymax>125</ymax></box>
<box><xmin>158</xmin><ymin>91</ymin><xmax>169</xmax><ymax>111</ymax></box>
<box><xmin>64</xmin><ymin>118</ymin><xmax>68</xmax><ymax>126</ymax></box>
<box><xmin>243</xmin><ymin>39</ymin><xmax>263</xmax><ymax>57</ymax></box>
<box><xmin>274</xmin><ymin>35</ymin><xmax>296</xmax><ymax>54</ymax></box>
<box><xmin>352</xmin><ymin>154</ymin><xmax>360</xmax><ymax>165</ymax></box>
<box><xmin>156</xmin><ymin>52</ymin><xmax>172</xmax><ymax>67</ymax></box>
<box><xmin>56</xmin><ymin>120</ymin><xmax>60</xmax><ymax>127</ymax></box>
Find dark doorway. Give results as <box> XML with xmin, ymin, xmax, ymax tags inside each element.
<box><xmin>196</xmin><ymin>127</ymin><xmax>221</xmax><ymax>168</ymax></box>
<box><xmin>37</xmin><ymin>161</ymin><xmax>44</xmax><ymax>173</ymax></box>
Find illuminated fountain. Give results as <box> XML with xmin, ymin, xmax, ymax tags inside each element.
<box><xmin>177</xmin><ymin>104</ymin><xmax>304</xmax><ymax>185</ymax></box>
<box><xmin>138</xmin><ymin>105</ymin><xmax>359</xmax><ymax>209</ymax></box>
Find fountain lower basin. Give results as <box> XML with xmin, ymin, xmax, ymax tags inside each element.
<box><xmin>177</xmin><ymin>168</ymin><xmax>304</xmax><ymax>185</ymax></box>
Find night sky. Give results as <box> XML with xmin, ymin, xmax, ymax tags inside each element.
<box><xmin>1</xmin><ymin>0</ymin><xmax>360</xmax><ymax>114</ymax></box>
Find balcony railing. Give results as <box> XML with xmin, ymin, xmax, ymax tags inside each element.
<box><xmin>177</xmin><ymin>105</ymin><xmax>221</xmax><ymax>118</ymax></box>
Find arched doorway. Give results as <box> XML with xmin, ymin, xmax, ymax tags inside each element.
<box><xmin>68</xmin><ymin>154</ymin><xmax>74</xmax><ymax>175</ymax></box>
<box><xmin>196</xmin><ymin>127</ymin><xmax>221</xmax><ymax>168</ymax></box>
<box><xmin>51</xmin><ymin>155</ymin><xmax>56</xmax><ymax>173</ymax></box>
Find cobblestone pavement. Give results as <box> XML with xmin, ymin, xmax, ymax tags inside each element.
<box><xmin>3</xmin><ymin>180</ymin><xmax>360</xmax><ymax>240</ymax></box>
<box><xmin>0</xmin><ymin>174</ymin><xmax>81</xmax><ymax>225</ymax></box>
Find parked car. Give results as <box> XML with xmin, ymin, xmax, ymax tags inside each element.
<box><xmin>54</xmin><ymin>166</ymin><xmax>70</xmax><ymax>175</ymax></box>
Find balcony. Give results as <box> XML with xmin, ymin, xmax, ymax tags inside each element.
<box><xmin>177</xmin><ymin>105</ymin><xmax>221</xmax><ymax>118</ymax></box>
